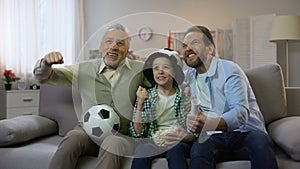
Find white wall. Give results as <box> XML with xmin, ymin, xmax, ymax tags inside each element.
<box><xmin>84</xmin><ymin>0</ymin><xmax>300</xmax><ymax>86</ymax></box>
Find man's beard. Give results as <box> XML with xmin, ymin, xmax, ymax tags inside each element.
<box><xmin>185</xmin><ymin>56</ymin><xmax>204</xmax><ymax>69</ymax></box>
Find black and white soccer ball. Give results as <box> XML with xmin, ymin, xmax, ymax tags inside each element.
<box><xmin>83</xmin><ymin>104</ymin><xmax>120</xmax><ymax>145</ymax></box>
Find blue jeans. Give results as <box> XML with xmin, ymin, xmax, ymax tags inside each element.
<box><xmin>131</xmin><ymin>141</ymin><xmax>192</xmax><ymax>169</ymax></box>
<box><xmin>189</xmin><ymin>131</ymin><xmax>278</xmax><ymax>169</ymax></box>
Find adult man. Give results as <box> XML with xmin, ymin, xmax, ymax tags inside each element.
<box><xmin>182</xmin><ymin>25</ymin><xmax>278</xmax><ymax>169</ymax></box>
<box><xmin>34</xmin><ymin>24</ymin><xmax>149</xmax><ymax>169</ymax></box>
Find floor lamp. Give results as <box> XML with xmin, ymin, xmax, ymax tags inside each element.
<box><xmin>269</xmin><ymin>15</ymin><xmax>300</xmax><ymax>87</ymax></box>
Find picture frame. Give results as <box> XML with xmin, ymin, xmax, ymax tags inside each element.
<box><xmin>17</xmin><ymin>81</ymin><xmax>26</xmax><ymax>90</ymax></box>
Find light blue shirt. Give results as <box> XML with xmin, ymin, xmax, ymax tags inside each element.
<box><xmin>185</xmin><ymin>57</ymin><xmax>266</xmax><ymax>133</ymax></box>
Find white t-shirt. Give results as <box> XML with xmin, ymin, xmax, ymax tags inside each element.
<box><xmin>196</xmin><ymin>73</ymin><xmax>219</xmax><ymax>118</ymax></box>
<box><xmin>196</xmin><ymin>73</ymin><xmax>222</xmax><ymax>135</ymax></box>
<box><xmin>156</xmin><ymin>92</ymin><xmax>177</xmax><ymax>130</ymax></box>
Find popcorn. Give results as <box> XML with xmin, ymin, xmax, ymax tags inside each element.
<box><xmin>151</xmin><ymin>127</ymin><xmax>178</xmax><ymax>147</ymax></box>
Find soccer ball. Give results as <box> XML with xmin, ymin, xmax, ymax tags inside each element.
<box><xmin>82</xmin><ymin>104</ymin><xmax>120</xmax><ymax>145</ymax></box>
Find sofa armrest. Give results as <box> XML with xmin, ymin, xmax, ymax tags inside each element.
<box><xmin>268</xmin><ymin>116</ymin><xmax>300</xmax><ymax>161</ymax></box>
<box><xmin>286</xmin><ymin>87</ymin><xmax>300</xmax><ymax>117</ymax></box>
<box><xmin>268</xmin><ymin>87</ymin><xmax>300</xmax><ymax>161</ymax></box>
<box><xmin>0</xmin><ymin>115</ymin><xmax>58</xmax><ymax>146</ymax></box>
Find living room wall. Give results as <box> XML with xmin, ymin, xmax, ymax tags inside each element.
<box><xmin>83</xmin><ymin>0</ymin><xmax>300</xmax><ymax>86</ymax></box>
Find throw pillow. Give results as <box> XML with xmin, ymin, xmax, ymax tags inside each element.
<box><xmin>268</xmin><ymin>116</ymin><xmax>300</xmax><ymax>160</ymax></box>
<box><xmin>0</xmin><ymin>115</ymin><xmax>57</xmax><ymax>146</ymax></box>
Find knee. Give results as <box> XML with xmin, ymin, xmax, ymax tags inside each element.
<box><xmin>166</xmin><ymin>145</ymin><xmax>183</xmax><ymax>160</ymax></box>
<box><xmin>101</xmin><ymin>135</ymin><xmax>125</xmax><ymax>148</ymax></box>
<box><xmin>134</xmin><ymin>144</ymin><xmax>150</xmax><ymax>157</ymax></box>
<box><xmin>134</xmin><ymin>143</ymin><xmax>165</xmax><ymax>158</ymax></box>
<box><xmin>168</xmin><ymin>142</ymin><xmax>186</xmax><ymax>154</ymax></box>
<box><xmin>246</xmin><ymin>131</ymin><xmax>273</xmax><ymax>150</ymax></box>
<box><xmin>100</xmin><ymin>135</ymin><xmax>131</xmax><ymax>155</ymax></box>
<box><xmin>62</xmin><ymin>129</ymin><xmax>90</xmax><ymax>149</ymax></box>
<box><xmin>190</xmin><ymin>141</ymin><xmax>210</xmax><ymax>157</ymax></box>
<box><xmin>190</xmin><ymin>143</ymin><xmax>200</xmax><ymax>157</ymax></box>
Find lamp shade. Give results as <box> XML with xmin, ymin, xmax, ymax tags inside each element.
<box><xmin>269</xmin><ymin>15</ymin><xmax>300</xmax><ymax>42</ymax></box>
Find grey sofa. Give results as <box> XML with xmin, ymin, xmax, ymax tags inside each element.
<box><xmin>1</xmin><ymin>63</ymin><xmax>300</xmax><ymax>169</ymax></box>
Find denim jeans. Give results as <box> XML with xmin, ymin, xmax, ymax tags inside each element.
<box><xmin>189</xmin><ymin>131</ymin><xmax>278</xmax><ymax>169</ymax></box>
<box><xmin>131</xmin><ymin>141</ymin><xmax>192</xmax><ymax>169</ymax></box>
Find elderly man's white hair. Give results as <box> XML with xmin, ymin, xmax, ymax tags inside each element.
<box><xmin>106</xmin><ymin>23</ymin><xmax>130</xmax><ymax>38</ymax></box>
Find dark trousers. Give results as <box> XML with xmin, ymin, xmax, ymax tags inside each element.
<box><xmin>131</xmin><ymin>141</ymin><xmax>192</xmax><ymax>169</ymax></box>
<box><xmin>189</xmin><ymin>131</ymin><xmax>278</xmax><ymax>169</ymax></box>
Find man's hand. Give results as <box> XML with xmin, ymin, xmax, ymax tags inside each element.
<box><xmin>163</xmin><ymin>127</ymin><xmax>186</xmax><ymax>146</ymax></box>
<box><xmin>187</xmin><ymin>111</ymin><xmax>228</xmax><ymax>133</ymax></box>
<box><xmin>43</xmin><ymin>51</ymin><xmax>64</xmax><ymax>66</ymax></box>
<box><xmin>186</xmin><ymin>111</ymin><xmax>207</xmax><ymax>133</ymax></box>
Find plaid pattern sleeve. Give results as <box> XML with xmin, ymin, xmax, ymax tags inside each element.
<box><xmin>129</xmin><ymin>100</ymin><xmax>147</xmax><ymax>138</ymax></box>
<box><xmin>129</xmin><ymin>87</ymin><xmax>158</xmax><ymax>138</ymax></box>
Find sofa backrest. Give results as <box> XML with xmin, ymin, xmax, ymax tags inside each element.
<box><xmin>38</xmin><ymin>64</ymin><xmax>287</xmax><ymax>135</ymax></box>
<box><xmin>244</xmin><ymin>63</ymin><xmax>287</xmax><ymax>124</ymax></box>
<box><xmin>39</xmin><ymin>84</ymin><xmax>79</xmax><ymax>136</ymax></box>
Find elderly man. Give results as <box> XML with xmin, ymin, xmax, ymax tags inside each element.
<box><xmin>34</xmin><ymin>24</ymin><xmax>149</xmax><ymax>169</ymax></box>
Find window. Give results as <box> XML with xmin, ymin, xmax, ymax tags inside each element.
<box><xmin>0</xmin><ymin>0</ymin><xmax>81</xmax><ymax>85</ymax></box>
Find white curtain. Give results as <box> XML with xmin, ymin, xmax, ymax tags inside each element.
<box><xmin>0</xmin><ymin>0</ymin><xmax>81</xmax><ymax>87</ymax></box>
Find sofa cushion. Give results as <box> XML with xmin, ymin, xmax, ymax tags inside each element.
<box><xmin>39</xmin><ymin>84</ymin><xmax>80</xmax><ymax>136</ymax></box>
<box><xmin>0</xmin><ymin>135</ymin><xmax>62</xmax><ymax>169</ymax></box>
<box><xmin>268</xmin><ymin>116</ymin><xmax>300</xmax><ymax>161</ymax></box>
<box><xmin>0</xmin><ymin>115</ymin><xmax>57</xmax><ymax>146</ymax></box>
<box><xmin>244</xmin><ymin>63</ymin><xmax>287</xmax><ymax>124</ymax></box>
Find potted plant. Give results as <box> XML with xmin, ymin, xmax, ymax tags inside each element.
<box><xmin>2</xmin><ymin>69</ymin><xmax>20</xmax><ymax>90</ymax></box>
